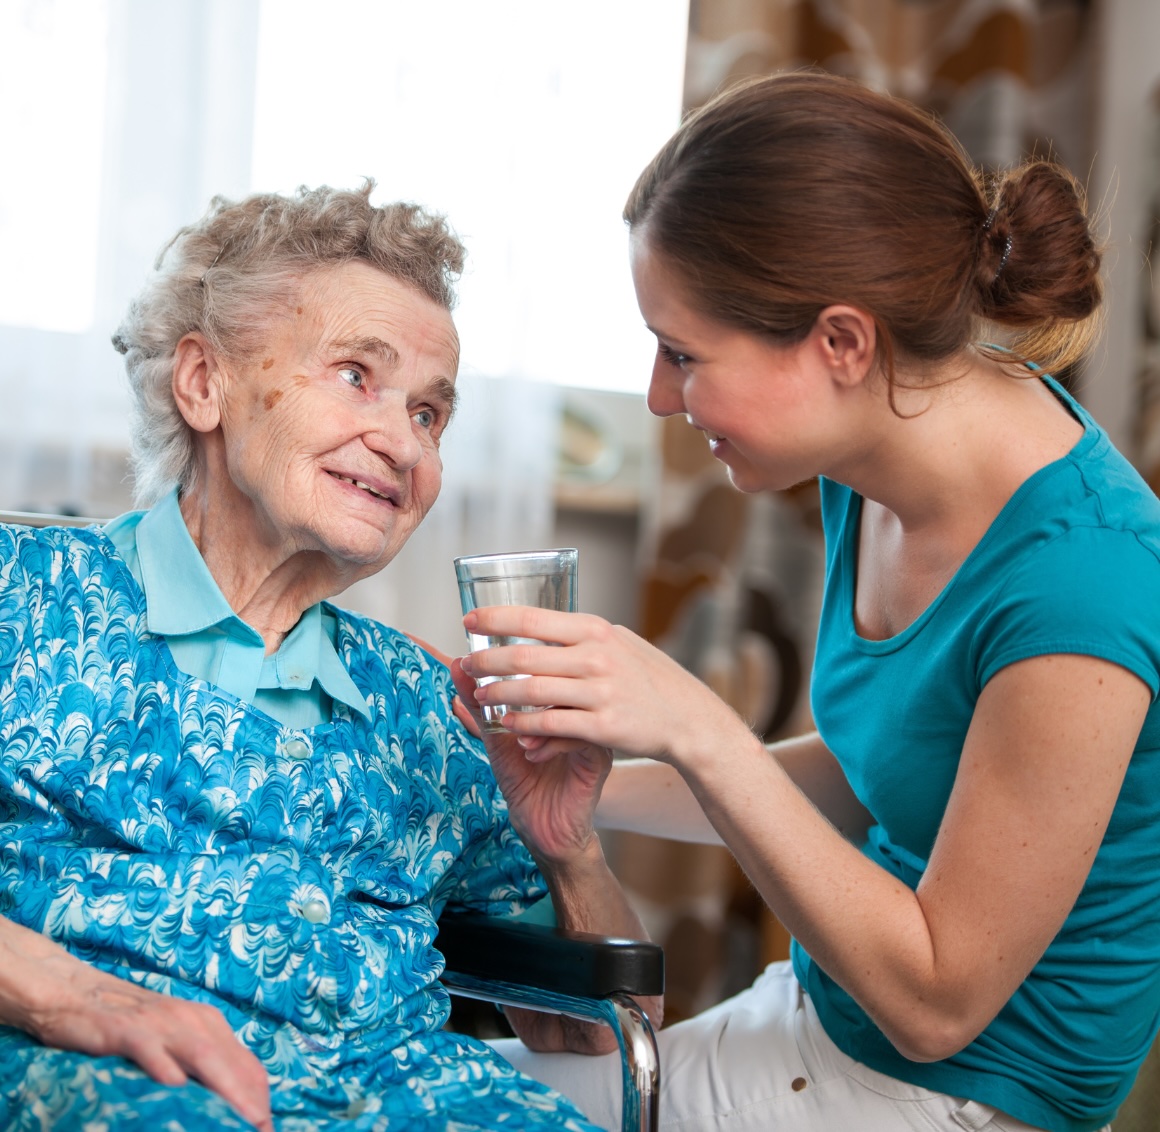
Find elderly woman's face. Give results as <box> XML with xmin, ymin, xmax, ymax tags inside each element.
<box><xmin>204</xmin><ymin>261</ymin><xmax>459</xmax><ymax>576</ymax></box>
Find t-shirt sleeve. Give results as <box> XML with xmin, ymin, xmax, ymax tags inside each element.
<box><xmin>977</xmin><ymin>524</ymin><xmax>1160</xmax><ymax>697</ymax></box>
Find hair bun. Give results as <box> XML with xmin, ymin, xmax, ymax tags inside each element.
<box><xmin>976</xmin><ymin>161</ymin><xmax>1101</xmax><ymax>323</ymax></box>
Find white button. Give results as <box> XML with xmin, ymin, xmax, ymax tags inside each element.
<box><xmin>283</xmin><ymin>738</ymin><xmax>311</xmax><ymax>761</ymax></box>
<box><xmin>299</xmin><ymin>899</ymin><xmax>328</xmax><ymax>924</ymax></box>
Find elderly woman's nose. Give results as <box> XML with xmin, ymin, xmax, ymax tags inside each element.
<box><xmin>367</xmin><ymin>398</ymin><xmax>423</xmax><ymax>468</ymax></box>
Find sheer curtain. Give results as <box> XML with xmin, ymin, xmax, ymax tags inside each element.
<box><xmin>0</xmin><ymin>0</ymin><xmax>261</xmax><ymax>517</ymax></box>
<box><xmin>0</xmin><ymin>0</ymin><xmax>686</xmax><ymax>649</ymax></box>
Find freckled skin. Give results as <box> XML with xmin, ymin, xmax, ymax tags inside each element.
<box><xmin>261</xmin><ymin>357</ymin><xmax>275</xmax><ymax>370</ymax></box>
<box><xmin>263</xmin><ymin>389</ymin><xmax>283</xmax><ymax>411</ymax></box>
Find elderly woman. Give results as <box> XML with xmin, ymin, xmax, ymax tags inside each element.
<box><xmin>0</xmin><ymin>184</ymin><xmax>655</xmax><ymax>1131</ymax></box>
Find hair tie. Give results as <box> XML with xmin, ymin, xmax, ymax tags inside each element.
<box><xmin>981</xmin><ymin>204</ymin><xmax>1012</xmax><ymax>284</ymax></box>
<box><xmin>993</xmin><ymin>234</ymin><xmax>1013</xmax><ymax>284</ymax></box>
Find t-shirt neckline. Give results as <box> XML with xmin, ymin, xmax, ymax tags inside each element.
<box><xmin>842</xmin><ymin>374</ymin><xmax>1101</xmax><ymax>653</ymax></box>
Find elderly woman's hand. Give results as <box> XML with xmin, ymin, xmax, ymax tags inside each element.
<box><xmin>0</xmin><ymin>919</ymin><xmax>272</xmax><ymax>1132</ymax></box>
<box><xmin>447</xmin><ymin>654</ymin><xmax>611</xmax><ymax>866</ymax></box>
<box><xmin>413</xmin><ymin>633</ymin><xmax>610</xmax><ymax>863</ymax></box>
<box><xmin>404</xmin><ymin>633</ymin><xmax>483</xmax><ymax>739</ymax></box>
<box><xmin>448</xmin><ymin>637</ymin><xmax>663</xmax><ymax>1054</ymax></box>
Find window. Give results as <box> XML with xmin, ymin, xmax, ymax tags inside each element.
<box><xmin>0</xmin><ymin>0</ymin><xmax>688</xmax><ymax>468</ymax></box>
<box><xmin>0</xmin><ymin>0</ymin><xmax>108</xmax><ymax>333</ymax></box>
<box><xmin>252</xmin><ymin>0</ymin><xmax>688</xmax><ymax>393</ymax></box>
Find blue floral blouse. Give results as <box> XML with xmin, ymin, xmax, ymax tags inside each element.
<box><xmin>0</xmin><ymin>523</ymin><xmax>601</xmax><ymax>1131</ymax></box>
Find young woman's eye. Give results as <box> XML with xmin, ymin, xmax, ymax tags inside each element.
<box><xmin>337</xmin><ymin>366</ymin><xmax>365</xmax><ymax>390</ymax></box>
<box><xmin>658</xmin><ymin>342</ymin><xmax>692</xmax><ymax>368</ymax></box>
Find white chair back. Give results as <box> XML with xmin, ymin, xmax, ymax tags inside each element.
<box><xmin>0</xmin><ymin>511</ymin><xmax>102</xmax><ymax>529</ymax></box>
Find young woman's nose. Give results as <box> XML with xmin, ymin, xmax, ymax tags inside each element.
<box><xmin>645</xmin><ymin>355</ymin><xmax>685</xmax><ymax>418</ymax></box>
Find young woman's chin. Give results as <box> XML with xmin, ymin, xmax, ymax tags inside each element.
<box><xmin>714</xmin><ymin>447</ymin><xmax>786</xmax><ymax>494</ymax></box>
<box><xmin>723</xmin><ymin>464</ymin><xmax>774</xmax><ymax>495</ymax></box>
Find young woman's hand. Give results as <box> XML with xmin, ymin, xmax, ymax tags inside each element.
<box><xmin>458</xmin><ymin>605</ymin><xmax>753</xmax><ymax>773</ymax></box>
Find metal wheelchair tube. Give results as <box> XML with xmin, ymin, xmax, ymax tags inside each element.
<box><xmin>606</xmin><ymin>992</ymin><xmax>660</xmax><ymax>1132</ymax></box>
<box><xmin>440</xmin><ymin>973</ymin><xmax>660</xmax><ymax>1132</ymax></box>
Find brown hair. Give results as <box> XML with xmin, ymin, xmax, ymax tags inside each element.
<box><xmin>624</xmin><ymin>72</ymin><xmax>1102</xmax><ymax>400</ymax></box>
<box><xmin>113</xmin><ymin>181</ymin><xmax>465</xmax><ymax>504</ymax></box>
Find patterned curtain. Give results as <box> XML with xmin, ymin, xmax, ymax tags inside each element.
<box><xmin>1137</xmin><ymin>86</ymin><xmax>1160</xmax><ymax>498</ymax></box>
<box><xmin>612</xmin><ymin>0</ymin><xmax>1099</xmax><ymax>1027</ymax></box>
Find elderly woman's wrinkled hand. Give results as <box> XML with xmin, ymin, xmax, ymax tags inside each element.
<box><xmin>448</xmin><ymin>652</ymin><xmax>612</xmax><ymax>868</ymax></box>
<box><xmin>403</xmin><ymin>632</ymin><xmax>483</xmax><ymax>739</ymax></box>
<box><xmin>11</xmin><ymin>927</ymin><xmax>272</xmax><ymax>1131</ymax></box>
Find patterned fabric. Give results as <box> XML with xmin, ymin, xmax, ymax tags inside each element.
<box><xmin>0</xmin><ymin>522</ymin><xmax>601</xmax><ymax>1131</ymax></box>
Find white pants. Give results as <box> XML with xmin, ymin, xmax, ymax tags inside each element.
<box><xmin>493</xmin><ymin>961</ymin><xmax>1100</xmax><ymax>1132</ymax></box>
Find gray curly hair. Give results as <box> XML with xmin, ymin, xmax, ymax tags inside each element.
<box><xmin>112</xmin><ymin>181</ymin><xmax>466</xmax><ymax>505</ymax></box>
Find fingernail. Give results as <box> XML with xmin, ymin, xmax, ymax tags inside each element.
<box><xmin>517</xmin><ymin>736</ymin><xmax>534</xmax><ymax>748</ymax></box>
<box><xmin>460</xmin><ymin>654</ymin><xmax>474</xmax><ymax>674</ymax></box>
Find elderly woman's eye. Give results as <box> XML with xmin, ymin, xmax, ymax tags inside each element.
<box><xmin>414</xmin><ymin>408</ymin><xmax>437</xmax><ymax>429</ymax></box>
<box><xmin>338</xmin><ymin>367</ymin><xmax>365</xmax><ymax>390</ymax></box>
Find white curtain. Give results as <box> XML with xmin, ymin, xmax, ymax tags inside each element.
<box><xmin>0</xmin><ymin>0</ymin><xmax>261</xmax><ymax>515</ymax></box>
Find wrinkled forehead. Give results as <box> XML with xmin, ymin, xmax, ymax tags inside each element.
<box><xmin>291</xmin><ymin>262</ymin><xmax>461</xmax><ymax>370</ymax></box>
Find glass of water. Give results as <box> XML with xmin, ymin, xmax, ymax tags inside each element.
<box><xmin>454</xmin><ymin>548</ymin><xmax>579</xmax><ymax>733</ymax></box>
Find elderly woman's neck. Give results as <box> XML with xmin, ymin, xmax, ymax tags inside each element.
<box><xmin>178</xmin><ymin>488</ymin><xmax>357</xmax><ymax>655</ymax></box>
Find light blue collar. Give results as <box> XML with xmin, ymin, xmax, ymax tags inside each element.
<box><xmin>136</xmin><ymin>489</ymin><xmax>253</xmax><ymax>638</ymax></box>
<box><xmin>106</xmin><ymin>489</ymin><xmax>371</xmax><ymax>722</ymax></box>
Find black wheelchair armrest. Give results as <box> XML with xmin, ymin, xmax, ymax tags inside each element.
<box><xmin>435</xmin><ymin>911</ymin><xmax>664</xmax><ymax>999</ymax></box>
<box><xmin>435</xmin><ymin>912</ymin><xmax>664</xmax><ymax>1132</ymax></box>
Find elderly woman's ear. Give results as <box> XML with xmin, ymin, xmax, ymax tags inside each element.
<box><xmin>171</xmin><ymin>332</ymin><xmax>227</xmax><ymax>435</ymax></box>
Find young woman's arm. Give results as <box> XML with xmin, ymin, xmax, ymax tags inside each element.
<box><xmin>597</xmin><ymin>735</ymin><xmax>872</xmax><ymax>847</ymax></box>
<box><xmin>679</xmin><ymin>652</ymin><xmax>1146</xmax><ymax>1060</ymax></box>
<box><xmin>462</xmin><ymin>608</ymin><xmax>1148</xmax><ymax>1061</ymax></box>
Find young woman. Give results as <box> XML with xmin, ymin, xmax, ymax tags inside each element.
<box><xmin>457</xmin><ymin>73</ymin><xmax>1160</xmax><ymax>1132</ymax></box>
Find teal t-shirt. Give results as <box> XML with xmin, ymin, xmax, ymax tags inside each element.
<box><xmin>792</xmin><ymin>377</ymin><xmax>1160</xmax><ymax>1132</ymax></box>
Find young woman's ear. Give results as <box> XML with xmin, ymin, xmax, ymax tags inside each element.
<box><xmin>172</xmin><ymin>333</ymin><xmax>225</xmax><ymax>434</ymax></box>
<box><xmin>814</xmin><ymin>306</ymin><xmax>877</xmax><ymax>388</ymax></box>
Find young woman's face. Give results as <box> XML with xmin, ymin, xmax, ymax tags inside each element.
<box><xmin>630</xmin><ymin>234</ymin><xmax>842</xmax><ymax>494</ymax></box>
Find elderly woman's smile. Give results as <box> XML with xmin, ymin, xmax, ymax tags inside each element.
<box><xmin>171</xmin><ymin>259</ymin><xmax>460</xmax><ymax>647</ymax></box>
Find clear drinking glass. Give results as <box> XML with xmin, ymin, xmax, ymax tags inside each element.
<box><xmin>454</xmin><ymin>548</ymin><xmax>579</xmax><ymax>733</ymax></box>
